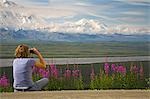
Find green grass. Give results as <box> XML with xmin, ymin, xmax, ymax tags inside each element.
<box><xmin>0</xmin><ymin>41</ymin><xmax>149</xmax><ymax>58</ymax></box>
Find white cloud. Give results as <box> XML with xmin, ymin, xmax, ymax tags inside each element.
<box><xmin>121</xmin><ymin>11</ymin><xmax>144</xmax><ymax>16</ymax></box>
<box><xmin>126</xmin><ymin>0</ymin><xmax>150</xmax><ymax>3</ymax></box>
<box><xmin>114</xmin><ymin>16</ymin><xmax>149</xmax><ymax>26</ymax></box>
<box><xmin>116</xmin><ymin>0</ymin><xmax>150</xmax><ymax>6</ymax></box>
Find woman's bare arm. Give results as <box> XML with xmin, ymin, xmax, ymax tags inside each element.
<box><xmin>32</xmin><ymin>48</ymin><xmax>46</xmax><ymax>68</ymax></box>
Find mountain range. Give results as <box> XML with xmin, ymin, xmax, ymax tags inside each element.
<box><xmin>1</xmin><ymin>28</ymin><xmax>149</xmax><ymax>42</ymax></box>
<box><xmin>0</xmin><ymin>0</ymin><xmax>149</xmax><ymax>42</ymax></box>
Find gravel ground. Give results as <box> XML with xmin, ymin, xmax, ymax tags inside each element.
<box><xmin>1</xmin><ymin>90</ymin><xmax>150</xmax><ymax>99</ymax></box>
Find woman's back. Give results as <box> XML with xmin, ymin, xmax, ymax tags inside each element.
<box><xmin>13</xmin><ymin>58</ymin><xmax>35</xmax><ymax>88</ymax></box>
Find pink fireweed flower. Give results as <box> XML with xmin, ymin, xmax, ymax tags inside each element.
<box><xmin>50</xmin><ymin>64</ymin><xmax>58</xmax><ymax>78</ymax></box>
<box><xmin>72</xmin><ymin>69</ymin><xmax>80</xmax><ymax>78</ymax></box>
<box><xmin>72</xmin><ymin>64</ymin><xmax>80</xmax><ymax>78</ymax></box>
<box><xmin>43</xmin><ymin>71</ymin><xmax>50</xmax><ymax>78</ymax></box>
<box><xmin>39</xmin><ymin>68</ymin><xmax>44</xmax><ymax>74</ymax></box>
<box><xmin>0</xmin><ymin>74</ymin><xmax>9</xmax><ymax>87</ymax></box>
<box><xmin>52</xmin><ymin>69</ymin><xmax>58</xmax><ymax>78</ymax></box>
<box><xmin>111</xmin><ymin>64</ymin><xmax>116</xmax><ymax>72</ymax></box>
<box><xmin>32</xmin><ymin>66</ymin><xmax>50</xmax><ymax>78</ymax></box>
<box><xmin>39</xmin><ymin>68</ymin><xmax>50</xmax><ymax>78</ymax></box>
<box><xmin>130</xmin><ymin>65</ymin><xmax>139</xmax><ymax>74</ymax></box>
<box><xmin>90</xmin><ymin>65</ymin><xmax>95</xmax><ymax>80</ymax></box>
<box><xmin>50</xmin><ymin>64</ymin><xmax>56</xmax><ymax>71</ymax></box>
<box><xmin>139</xmin><ymin>66</ymin><xmax>144</xmax><ymax>79</ymax></box>
<box><xmin>133</xmin><ymin>65</ymin><xmax>139</xmax><ymax>74</ymax></box>
<box><xmin>64</xmin><ymin>69</ymin><xmax>71</xmax><ymax>79</ymax></box>
<box><xmin>104</xmin><ymin>63</ymin><xmax>109</xmax><ymax>75</ymax></box>
<box><xmin>116</xmin><ymin>65</ymin><xmax>126</xmax><ymax>75</ymax></box>
<box><xmin>122</xmin><ymin>67</ymin><xmax>126</xmax><ymax>75</ymax></box>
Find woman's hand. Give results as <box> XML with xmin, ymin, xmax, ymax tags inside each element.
<box><xmin>30</xmin><ymin>48</ymin><xmax>40</xmax><ymax>55</ymax></box>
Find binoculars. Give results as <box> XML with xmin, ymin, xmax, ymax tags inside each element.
<box><xmin>29</xmin><ymin>49</ymin><xmax>34</xmax><ymax>53</ymax></box>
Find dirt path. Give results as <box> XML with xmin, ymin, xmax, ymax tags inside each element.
<box><xmin>1</xmin><ymin>90</ymin><xmax>150</xmax><ymax>99</ymax></box>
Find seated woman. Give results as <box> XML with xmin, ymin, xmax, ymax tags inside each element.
<box><xmin>13</xmin><ymin>44</ymin><xmax>48</xmax><ymax>92</ymax></box>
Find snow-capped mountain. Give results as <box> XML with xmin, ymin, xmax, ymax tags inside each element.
<box><xmin>44</xmin><ymin>18</ymin><xmax>108</xmax><ymax>34</ymax></box>
<box><xmin>0</xmin><ymin>0</ymin><xmax>46</xmax><ymax>30</ymax></box>
<box><xmin>0</xmin><ymin>0</ymin><xmax>150</xmax><ymax>42</ymax></box>
<box><xmin>0</xmin><ymin>0</ymin><xmax>17</xmax><ymax>7</ymax></box>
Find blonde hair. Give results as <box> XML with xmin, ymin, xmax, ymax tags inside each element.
<box><xmin>15</xmin><ymin>44</ymin><xmax>29</xmax><ymax>58</ymax></box>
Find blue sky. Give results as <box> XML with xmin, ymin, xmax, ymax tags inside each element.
<box><xmin>9</xmin><ymin>0</ymin><xmax>150</xmax><ymax>26</ymax></box>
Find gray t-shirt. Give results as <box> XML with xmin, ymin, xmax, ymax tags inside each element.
<box><xmin>13</xmin><ymin>58</ymin><xmax>35</xmax><ymax>88</ymax></box>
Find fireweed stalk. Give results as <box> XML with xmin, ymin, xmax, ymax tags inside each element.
<box><xmin>0</xmin><ymin>74</ymin><xmax>12</xmax><ymax>92</ymax></box>
<box><xmin>50</xmin><ymin>64</ymin><xmax>58</xmax><ymax>78</ymax></box>
<box><xmin>104</xmin><ymin>63</ymin><xmax>109</xmax><ymax>76</ymax></box>
<box><xmin>130</xmin><ymin>65</ymin><xmax>139</xmax><ymax>74</ymax></box>
<box><xmin>72</xmin><ymin>65</ymin><xmax>80</xmax><ymax>78</ymax></box>
<box><xmin>0</xmin><ymin>74</ymin><xmax>9</xmax><ymax>87</ymax></box>
<box><xmin>139</xmin><ymin>65</ymin><xmax>144</xmax><ymax>80</ymax></box>
<box><xmin>90</xmin><ymin>65</ymin><xmax>95</xmax><ymax>80</ymax></box>
<box><xmin>64</xmin><ymin>69</ymin><xmax>71</xmax><ymax>79</ymax></box>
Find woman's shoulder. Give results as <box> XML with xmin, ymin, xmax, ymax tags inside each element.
<box><xmin>14</xmin><ymin>58</ymin><xmax>35</xmax><ymax>62</ymax></box>
<box><xmin>13</xmin><ymin>58</ymin><xmax>35</xmax><ymax>66</ymax></box>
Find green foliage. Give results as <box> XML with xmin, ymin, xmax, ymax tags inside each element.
<box><xmin>0</xmin><ymin>86</ymin><xmax>13</xmax><ymax>92</ymax></box>
<box><xmin>32</xmin><ymin>74</ymin><xmax>42</xmax><ymax>82</ymax></box>
<box><xmin>145</xmin><ymin>77</ymin><xmax>150</xmax><ymax>89</ymax></box>
<box><xmin>45</xmin><ymin>77</ymin><xmax>62</xmax><ymax>90</ymax></box>
<box><xmin>44</xmin><ymin>76</ymin><xmax>84</xmax><ymax>90</ymax></box>
<box><xmin>99</xmin><ymin>74</ymin><xmax>113</xmax><ymax>89</ymax></box>
<box><xmin>90</xmin><ymin>71</ymin><xmax>148</xmax><ymax>90</ymax></box>
<box><xmin>112</xmin><ymin>74</ymin><xmax>126</xmax><ymax>89</ymax></box>
<box><xmin>90</xmin><ymin>74</ymin><xmax>113</xmax><ymax>90</ymax></box>
<box><xmin>73</xmin><ymin>77</ymin><xmax>84</xmax><ymax>90</ymax></box>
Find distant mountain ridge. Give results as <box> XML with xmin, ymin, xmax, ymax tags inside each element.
<box><xmin>0</xmin><ymin>28</ymin><xmax>149</xmax><ymax>42</ymax></box>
